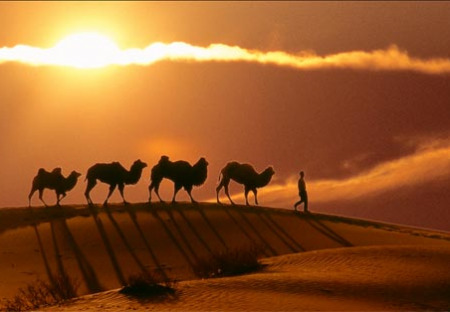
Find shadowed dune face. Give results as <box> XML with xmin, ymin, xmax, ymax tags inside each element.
<box><xmin>0</xmin><ymin>203</ymin><xmax>449</xmax><ymax>309</ymax></box>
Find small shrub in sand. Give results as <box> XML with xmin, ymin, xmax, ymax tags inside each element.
<box><xmin>2</xmin><ymin>274</ymin><xmax>79</xmax><ymax>311</ymax></box>
<box><xmin>193</xmin><ymin>244</ymin><xmax>264</xmax><ymax>278</ymax></box>
<box><xmin>119</xmin><ymin>272</ymin><xmax>177</xmax><ymax>299</ymax></box>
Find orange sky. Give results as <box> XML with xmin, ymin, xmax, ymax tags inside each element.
<box><xmin>1</xmin><ymin>2</ymin><xmax>449</xmax><ymax>231</ymax></box>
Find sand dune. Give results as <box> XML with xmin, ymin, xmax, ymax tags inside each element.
<box><xmin>45</xmin><ymin>245</ymin><xmax>450</xmax><ymax>311</ymax></box>
<box><xmin>1</xmin><ymin>203</ymin><xmax>449</xmax><ymax>310</ymax></box>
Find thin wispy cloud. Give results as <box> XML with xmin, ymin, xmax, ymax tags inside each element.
<box><xmin>215</xmin><ymin>140</ymin><xmax>450</xmax><ymax>207</ymax></box>
<box><xmin>1</xmin><ymin>39</ymin><xmax>450</xmax><ymax>74</ymax></box>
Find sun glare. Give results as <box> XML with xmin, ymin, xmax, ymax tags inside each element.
<box><xmin>52</xmin><ymin>32</ymin><xmax>119</xmax><ymax>69</ymax></box>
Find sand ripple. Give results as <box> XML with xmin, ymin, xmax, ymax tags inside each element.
<box><xmin>45</xmin><ymin>245</ymin><xmax>450</xmax><ymax>311</ymax></box>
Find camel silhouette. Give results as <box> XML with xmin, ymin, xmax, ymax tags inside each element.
<box><xmin>216</xmin><ymin>161</ymin><xmax>275</xmax><ymax>206</ymax></box>
<box><xmin>84</xmin><ymin>159</ymin><xmax>147</xmax><ymax>206</ymax></box>
<box><xmin>148</xmin><ymin>155</ymin><xmax>208</xmax><ymax>203</ymax></box>
<box><xmin>28</xmin><ymin>168</ymin><xmax>82</xmax><ymax>207</ymax></box>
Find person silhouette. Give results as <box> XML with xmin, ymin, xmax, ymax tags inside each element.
<box><xmin>294</xmin><ymin>171</ymin><xmax>308</xmax><ymax>212</ymax></box>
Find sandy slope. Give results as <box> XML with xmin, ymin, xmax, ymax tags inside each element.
<box><xmin>1</xmin><ymin>203</ymin><xmax>449</xmax><ymax>310</ymax></box>
<box><xmin>44</xmin><ymin>245</ymin><xmax>450</xmax><ymax>311</ymax></box>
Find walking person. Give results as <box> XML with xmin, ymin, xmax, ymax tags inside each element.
<box><xmin>294</xmin><ymin>171</ymin><xmax>308</xmax><ymax>212</ymax></box>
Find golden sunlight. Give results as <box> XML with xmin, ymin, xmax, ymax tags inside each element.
<box><xmin>52</xmin><ymin>32</ymin><xmax>119</xmax><ymax>68</ymax></box>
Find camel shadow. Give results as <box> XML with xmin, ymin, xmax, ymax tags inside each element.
<box><xmin>88</xmin><ymin>205</ymin><xmax>127</xmax><ymax>286</ymax></box>
<box><xmin>103</xmin><ymin>205</ymin><xmax>152</xmax><ymax>277</ymax></box>
<box><xmin>172</xmin><ymin>206</ymin><xmax>215</xmax><ymax>257</ymax></box>
<box><xmin>55</xmin><ymin>218</ymin><xmax>103</xmax><ymax>293</ymax></box>
<box><xmin>234</xmin><ymin>207</ymin><xmax>277</xmax><ymax>256</ymax></box>
<box><xmin>258</xmin><ymin>211</ymin><xmax>305</xmax><ymax>252</ymax></box>
<box><xmin>196</xmin><ymin>206</ymin><xmax>228</xmax><ymax>251</ymax></box>
<box><xmin>162</xmin><ymin>207</ymin><xmax>200</xmax><ymax>264</ymax></box>
<box><xmin>124</xmin><ymin>205</ymin><xmax>170</xmax><ymax>282</ymax></box>
<box><xmin>299</xmin><ymin>213</ymin><xmax>353</xmax><ymax>247</ymax></box>
<box><xmin>149</xmin><ymin>208</ymin><xmax>196</xmax><ymax>270</ymax></box>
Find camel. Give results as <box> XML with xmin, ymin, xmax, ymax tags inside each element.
<box><xmin>148</xmin><ymin>155</ymin><xmax>209</xmax><ymax>203</ymax></box>
<box><xmin>28</xmin><ymin>168</ymin><xmax>82</xmax><ymax>207</ymax></box>
<box><xmin>216</xmin><ymin>161</ymin><xmax>275</xmax><ymax>206</ymax></box>
<box><xmin>84</xmin><ymin>159</ymin><xmax>147</xmax><ymax>206</ymax></box>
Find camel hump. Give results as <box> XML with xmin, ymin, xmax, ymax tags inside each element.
<box><xmin>37</xmin><ymin>168</ymin><xmax>47</xmax><ymax>175</ymax></box>
<box><xmin>159</xmin><ymin>155</ymin><xmax>170</xmax><ymax>163</ymax></box>
<box><xmin>225</xmin><ymin>161</ymin><xmax>254</xmax><ymax>173</ymax></box>
<box><xmin>51</xmin><ymin>167</ymin><xmax>63</xmax><ymax>175</ymax></box>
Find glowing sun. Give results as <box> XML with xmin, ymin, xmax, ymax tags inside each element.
<box><xmin>52</xmin><ymin>32</ymin><xmax>120</xmax><ymax>68</ymax></box>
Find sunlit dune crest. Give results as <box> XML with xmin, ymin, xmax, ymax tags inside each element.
<box><xmin>1</xmin><ymin>36</ymin><xmax>450</xmax><ymax>73</ymax></box>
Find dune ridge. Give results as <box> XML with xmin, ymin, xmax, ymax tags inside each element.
<box><xmin>1</xmin><ymin>203</ymin><xmax>449</xmax><ymax>311</ymax></box>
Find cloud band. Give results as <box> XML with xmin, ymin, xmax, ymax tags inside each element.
<box><xmin>1</xmin><ymin>41</ymin><xmax>450</xmax><ymax>74</ymax></box>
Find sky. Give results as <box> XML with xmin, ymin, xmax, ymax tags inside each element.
<box><xmin>1</xmin><ymin>2</ymin><xmax>449</xmax><ymax>231</ymax></box>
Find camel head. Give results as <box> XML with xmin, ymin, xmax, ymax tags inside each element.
<box><xmin>264</xmin><ymin>166</ymin><xmax>275</xmax><ymax>177</ymax></box>
<box><xmin>132</xmin><ymin>159</ymin><xmax>148</xmax><ymax>170</ymax></box>
<box><xmin>197</xmin><ymin>157</ymin><xmax>209</xmax><ymax>167</ymax></box>
<box><xmin>70</xmin><ymin>171</ymin><xmax>82</xmax><ymax>179</ymax></box>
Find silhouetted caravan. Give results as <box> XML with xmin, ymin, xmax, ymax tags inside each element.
<box><xmin>28</xmin><ymin>168</ymin><xmax>82</xmax><ymax>207</ymax></box>
<box><xmin>84</xmin><ymin>159</ymin><xmax>147</xmax><ymax>206</ymax></box>
<box><xmin>148</xmin><ymin>155</ymin><xmax>208</xmax><ymax>203</ymax></box>
<box><xmin>216</xmin><ymin>161</ymin><xmax>275</xmax><ymax>206</ymax></box>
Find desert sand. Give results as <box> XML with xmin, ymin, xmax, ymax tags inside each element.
<box><xmin>1</xmin><ymin>203</ymin><xmax>449</xmax><ymax>311</ymax></box>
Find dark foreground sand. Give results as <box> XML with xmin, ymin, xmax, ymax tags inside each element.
<box><xmin>1</xmin><ymin>203</ymin><xmax>449</xmax><ymax>311</ymax></box>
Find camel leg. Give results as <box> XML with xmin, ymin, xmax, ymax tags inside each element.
<box><xmin>253</xmin><ymin>188</ymin><xmax>258</xmax><ymax>205</ymax></box>
<box><xmin>103</xmin><ymin>184</ymin><xmax>117</xmax><ymax>206</ymax></box>
<box><xmin>38</xmin><ymin>189</ymin><xmax>48</xmax><ymax>207</ymax></box>
<box><xmin>171</xmin><ymin>183</ymin><xmax>182</xmax><ymax>203</ymax></box>
<box><xmin>224</xmin><ymin>183</ymin><xmax>235</xmax><ymax>205</ymax></box>
<box><xmin>118</xmin><ymin>183</ymin><xmax>128</xmax><ymax>205</ymax></box>
<box><xmin>154</xmin><ymin>181</ymin><xmax>164</xmax><ymax>203</ymax></box>
<box><xmin>55</xmin><ymin>191</ymin><xmax>60</xmax><ymax>206</ymax></box>
<box><xmin>148</xmin><ymin>182</ymin><xmax>154</xmax><ymax>202</ymax></box>
<box><xmin>84</xmin><ymin>179</ymin><xmax>97</xmax><ymax>205</ymax></box>
<box><xmin>216</xmin><ymin>180</ymin><xmax>225</xmax><ymax>204</ymax></box>
<box><xmin>28</xmin><ymin>187</ymin><xmax>37</xmax><ymax>207</ymax></box>
<box><xmin>186</xmin><ymin>186</ymin><xmax>197</xmax><ymax>204</ymax></box>
<box><xmin>244</xmin><ymin>186</ymin><xmax>250</xmax><ymax>206</ymax></box>
<box><xmin>57</xmin><ymin>192</ymin><xmax>67</xmax><ymax>206</ymax></box>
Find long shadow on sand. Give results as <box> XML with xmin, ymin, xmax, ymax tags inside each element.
<box><xmin>172</xmin><ymin>205</ymin><xmax>215</xmax><ymax>257</ymax></box>
<box><xmin>32</xmin><ymin>223</ymin><xmax>56</xmax><ymax>287</ymax></box>
<box><xmin>56</xmin><ymin>219</ymin><xmax>103</xmax><ymax>293</ymax></box>
<box><xmin>298</xmin><ymin>213</ymin><xmax>353</xmax><ymax>247</ymax></box>
<box><xmin>88</xmin><ymin>205</ymin><xmax>126</xmax><ymax>286</ymax></box>
<box><xmin>104</xmin><ymin>205</ymin><xmax>151</xmax><ymax>276</ymax></box>
<box><xmin>259</xmin><ymin>211</ymin><xmax>305</xmax><ymax>252</ymax></box>
<box><xmin>222</xmin><ymin>208</ymin><xmax>261</xmax><ymax>251</ymax></box>
<box><xmin>163</xmin><ymin>207</ymin><xmax>201</xmax><ymax>264</ymax></box>
<box><xmin>124</xmin><ymin>205</ymin><xmax>170</xmax><ymax>281</ymax></box>
<box><xmin>196</xmin><ymin>206</ymin><xmax>229</xmax><ymax>251</ymax></box>
<box><xmin>235</xmin><ymin>208</ymin><xmax>278</xmax><ymax>256</ymax></box>
<box><xmin>149</xmin><ymin>207</ymin><xmax>196</xmax><ymax>270</ymax></box>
